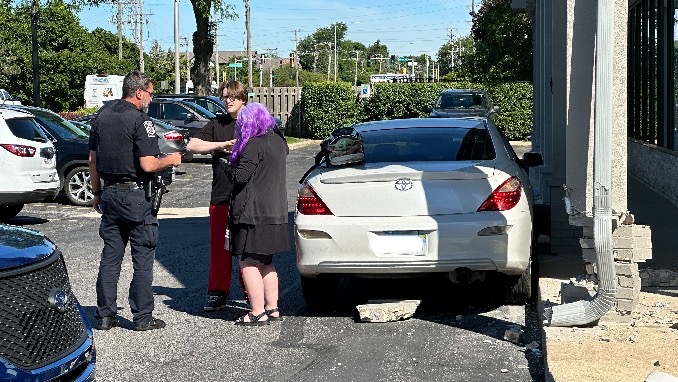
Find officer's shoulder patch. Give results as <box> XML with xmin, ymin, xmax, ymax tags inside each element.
<box><xmin>143</xmin><ymin>120</ymin><xmax>155</xmax><ymax>138</ymax></box>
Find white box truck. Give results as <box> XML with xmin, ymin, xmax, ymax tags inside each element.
<box><xmin>83</xmin><ymin>74</ymin><xmax>124</xmax><ymax>108</ymax></box>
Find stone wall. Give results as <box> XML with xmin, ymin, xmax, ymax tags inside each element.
<box><xmin>628</xmin><ymin>138</ymin><xmax>678</xmax><ymax>207</ymax></box>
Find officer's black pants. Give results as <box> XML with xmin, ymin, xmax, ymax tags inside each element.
<box><xmin>95</xmin><ymin>185</ymin><xmax>158</xmax><ymax>326</ymax></box>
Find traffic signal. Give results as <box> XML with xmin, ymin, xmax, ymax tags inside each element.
<box><xmin>289</xmin><ymin>52</ymin><xmax>295</xmax><ymax>67</ymax></box>
<box><xmin>366</xmin><ymin>55</ymin><xmax>371</xmax><ymax>67</ymax></box>
<box><xmin>390</xmin><ymin>55</ymin><xmax>396</xmax><ymax>63</ymax></box>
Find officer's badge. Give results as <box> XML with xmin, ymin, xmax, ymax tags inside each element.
<box><xmin>143</xmin><ymin>120</ymin><xmax>156</xmax><ymax>138</ymax></box>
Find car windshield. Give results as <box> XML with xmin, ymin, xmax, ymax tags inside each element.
<box><xmin>362</xmin><ymin>127</ymin><xmax>495</xmax><ymax>163</ymax></box>
<box><xmin>30</xmin><ymin>109</ymin><xmax>89</xmax><ymax>140</ymax></box>
<box><xmin>435</xmin><ymin>93</ymin><xmax>487</xmax><ymax>110</ymax></box>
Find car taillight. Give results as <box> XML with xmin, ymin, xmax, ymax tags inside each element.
<box><xmin>478</xmin><ymin>177</ymin><xmax>522</xmax><ymax>211</ymax></box>
<box><xmin>1</xmin><ymin>144</ymin><xmax>37</xmax><ymax>157</ymax></box>
<box><xmin>297</xmin><ymin>183</ymin><xmax>333</xmax><ymax>215</ymax></box>
<box><xmin>163</xmin><ymin>131</ymin><xmax>184</xmax><ymax>141</ymax></box>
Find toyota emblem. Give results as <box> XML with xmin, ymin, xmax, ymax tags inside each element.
<box><xmin>48</xmin><ymin>288</ymin><xmax>69</xmax><ymax>313</ymax></box>
<box><xmin>394</xmin><ymin>178</ymin><xmax>413</xmax><ymax>191</ymax></box>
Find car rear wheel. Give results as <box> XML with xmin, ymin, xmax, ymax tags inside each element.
<box><xmin>65</xmin><ymin>167</ymin><xmax>93</xmax><ymax>206</ymax></box>
<box><xmin>501</xmin><ymin>258</ymin><xmax>534</xmax><ymax>305</ymax></box>
<box><xmin>0</xmin><ymin>204</ymin><xmax>23</xmax><ymax>222</ymax></box>
<box><xmin>300</xmin><ymin>274</ymin><xmax>340</xmax><ymax>308</ymax></box>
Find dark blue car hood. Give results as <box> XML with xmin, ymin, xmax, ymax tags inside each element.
<box><xmin>0</xmin><ymin>224</ymin><xmax>55</xmax><ymax>270</ymax></box>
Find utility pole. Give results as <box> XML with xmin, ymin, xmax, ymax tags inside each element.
<box><xmin>293</xmin><ymin>29</ymin><xmax>300</xmax><ymax>88</ymax></box>
<box><xmin>174</xmin><ymin>0</ymin><xmax>180</xmax><ymax>93</ymax></box>
<box><xmin>180</xmin><ymin>36</ymin><xmax>190</xmax><ymax>83</ymax></box>
<box><xmin>117</xmin><ymin>0</ymin><xmax>123</xmax><ymax>60</ymax></box>
<box><xmin>245</xmin><ymin>0</ymin><xmax>253</xmax><ymax>89</ymax></box>
<box><xmin>353</xmin><ymin>51</ymin><xmax>359</xmax><ymax>86</ymax></box>
<box><xmin>30</xmin><ymin>0</ymin><xmax>40</xmax><ymax>107</ymax></box>
<box><xmin>215</xmin><ymin>27</ymin><xmax>220</xmax><ymax>86</ymax></box>
<box><xmin>425</xmin><ymin>54</ymin><xmax>429</xmax><ymax>81</ymax></box>
<box><xmin>333</xmin><ymin>24</ymin><xmax>337</xmax><ymax>82</ymax></box>
<box><xmin>138</xmin><ymin>0</ymin><xmax>144</xmax><ymax>72</ymax></box>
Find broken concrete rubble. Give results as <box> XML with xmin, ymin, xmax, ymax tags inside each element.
<box><xmin>355</xmin><ymin>299</ymin><xmax>421</xmax><ymax>323</ymax></box>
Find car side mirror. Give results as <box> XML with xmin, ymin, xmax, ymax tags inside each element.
<box><xmin>185</xmin><ymin>113</ymin><xmax>196</xmax><ymax>121</ymax></box>
<box><xmin>521</xmin><ymin>152</ymin><xmax>543</xmax><ymax>168</ymax></box>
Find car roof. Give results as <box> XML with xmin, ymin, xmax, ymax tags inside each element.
<box><xmin>0</xmin><ymin>106</ymin><xmax>34</xmax><ymax>119</ymax></box>
<box><xmin>351</xmin><ymin>117</ymin><xmax>487</xmax><ymax>133</ymax></box>
<box><xmin>438</xmin><ymin>89</ymin><xmax>486</xmax><ymax>94</ymax></box>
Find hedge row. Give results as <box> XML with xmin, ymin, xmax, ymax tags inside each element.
<box><xmin>297</xmin><ymin>81</ymin><xmax>533</xmax><ymax>141</ymax></box>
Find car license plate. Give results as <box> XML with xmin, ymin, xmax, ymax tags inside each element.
<box><xmin>371</xmin><ymin>231</ymin><xmax>427</xmax><ymax>256</ymax></box>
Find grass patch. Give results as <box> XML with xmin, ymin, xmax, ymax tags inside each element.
<box><xmin>285</xmin><ymin>136</ymin><xmax>307</xmax><ymax>145</ymax></box>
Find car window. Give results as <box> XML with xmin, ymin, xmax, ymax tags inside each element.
<box><xmin>362</xmin><ymin>127</ymin><xmax>495</xmax><ymax>163</ymax></box>
<box><xmin>162</xmin><ymin>103</ymin><xmax>189</xmax><ymax>120</ymax></box>
<box><xmin>181</xmin><ymin>101</ymin><xmax>216</xmax><ymax>119</ymax></box>
<box><xmin>436</xmin><ymin>93</ymin><xmax>487</xmax><ymax>110</ymax></box>
<box><xmin>30</xmin><ymin>109</ymin><xmax>89</xmax><ymax>140</ymax></box>
<box><xmin>5</xmin><ymin>117</ymin><xmax>48</xmax><ymax>141</ymax></box>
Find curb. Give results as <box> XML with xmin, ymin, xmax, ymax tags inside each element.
<box><xmin>288</xmin><ymin>140</ymin><xmax>321</xmax><ymax>151</ymax></box>
<box><xmin>538</xmin><ymin>279</ymin><xmax>556</xmax><ymax>382</ymax></box>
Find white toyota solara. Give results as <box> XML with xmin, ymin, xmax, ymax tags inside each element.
<box><xmin>294</xmin><ymin>117</ymin><xmax>543</xmax><ymax>307</ymax></box>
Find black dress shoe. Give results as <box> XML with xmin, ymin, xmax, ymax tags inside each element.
<box><xmin>94</xmin><ymin>315</ymin><xmax>118</xmax><ymax>330</ymax></box>
<box><xmin>133</xmin><ymin>317</ymin><xmax>166</xmax><ymax>331</ymax></box>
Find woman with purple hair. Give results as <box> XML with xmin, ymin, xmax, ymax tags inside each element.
<box><xmin>227</xmin><ymin>102</ymin><xmax>289</xmax><ymax>326</ymax></box>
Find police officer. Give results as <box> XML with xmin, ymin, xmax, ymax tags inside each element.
<box><xmin>88</xmin><ymin>70</ymin><xmax>182</xmax><ymax>331</ymax></box>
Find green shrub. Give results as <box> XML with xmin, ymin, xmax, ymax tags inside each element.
<box><xmin>299</xmin><ymin>81</ymin><xmax>533</xmax><ymax>141</ymax></box>
<box><xmin>302</xmin><ymin>82</ymin><xmax>360</xmax><ymax>139</ymax></box>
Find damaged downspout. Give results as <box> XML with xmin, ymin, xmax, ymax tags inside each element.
<box><xmin>544</xmin><ymin>0</ymin><xmax>617</xmax><ymax>327</ymax></box>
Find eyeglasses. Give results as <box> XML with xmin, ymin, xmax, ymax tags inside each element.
<box><xmin>139</xmin><ymin>88</ymin><xmax>154</xmax><ymax>98</ymax></box>
<box><xmin>220</xmin><ymin>95</ymin><xmax>240</xmax><ymax>102</ymax></box>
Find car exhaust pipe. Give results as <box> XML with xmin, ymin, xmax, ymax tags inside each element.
<box><xmin>449</xmin><ymin>268</ymin><xmax>473</xmax><ymax>284</ymax></box>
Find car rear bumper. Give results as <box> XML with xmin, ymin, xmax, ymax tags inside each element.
<box><xmin>295</xmin><ymin>212</ymin><xmax>531</xmax><ymax>277</ymax></box>
<box><xmin>0</xmin><ymin>189</ymin><xmax>59</xmax><ymax>205</ymax></box>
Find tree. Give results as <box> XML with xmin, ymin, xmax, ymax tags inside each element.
<box><xmin>437</xmin><ymin>34</ymin><xmax>474</xmax><ymax>79</ymax></box>
<box><xmin>189</xmin><ymin>0</ymin><xmax>237</xmax><ymax>95</ymax></box>
<box><xmin>459</xmin><ymin>0</ymin><xmax>532</xmax><ymax>83</ymax></box>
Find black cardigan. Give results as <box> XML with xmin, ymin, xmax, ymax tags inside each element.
<box><xmin>227</xmin><ymin>129</ymin><xmax>288</xmax><ymax>225</ymax></box>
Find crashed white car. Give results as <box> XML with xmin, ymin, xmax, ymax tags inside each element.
<box><xmin>295</xmin><ymin>118</ymin><xmax>543</xmax><ymax>307</ymax></box>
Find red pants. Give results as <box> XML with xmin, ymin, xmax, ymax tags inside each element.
<box><xmin>207</xmin><ymin>204</ymin><xmax>246</xmax><ymax>296</ymax></box>
<box><xmin>208</xmin><ymin>204</ymin><xmax>232</xmax><ymax>293</ymax></box>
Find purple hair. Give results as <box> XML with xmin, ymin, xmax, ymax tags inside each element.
<box><xmin>230</xmin><ymin>102</ymin><xmax>276</xmax><ymax>166</ymax></box>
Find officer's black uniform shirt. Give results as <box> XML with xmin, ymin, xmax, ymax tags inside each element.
<box><xmin>192</xmin><ymin>114</ymin><xmax>235</xmax><ymax>205</ymax></box>
<box><xmin>88</xmin><ymin>99</ymin><xmax>160</xmax><ymax>182</ymax></box>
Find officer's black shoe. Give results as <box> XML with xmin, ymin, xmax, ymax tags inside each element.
<box><xmin>94</xmin><ymin>315</ymin><xmax>118</xmax><ymax>330</ymax></box>
<box><xmin>133</xmin><ymin>317</ymin><xmax>166</xmax><ymax>331</ymax></box>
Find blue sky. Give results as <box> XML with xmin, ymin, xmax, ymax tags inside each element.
<box><xmin>77</xmin><ymin>0</ymin><xmax>474</xmax><ymax>59</ymax></box>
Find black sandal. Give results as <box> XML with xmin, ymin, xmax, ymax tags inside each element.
<box><xmin>234</xmin><ymin>311</ymin><xmax>270</xmax><ymax>326</ymax></box>
<box><xmin>265</xmin><ymin>307</ymin><xmax>283</xmax><ymax>322</ymax></box>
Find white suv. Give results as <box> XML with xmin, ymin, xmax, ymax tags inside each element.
<box><xmin>0</xmin><ymin>89</ymin><xmax>22</xmax><ymax>105</ymax></box>
<box><xmin>0</xmin><ymin>107</ymin><xmax>60</xmax><ymax>221</ymax></box>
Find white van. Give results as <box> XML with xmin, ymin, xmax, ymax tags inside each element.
<box><xmin>83</xmin><ymin>74</ymin><xmax>125</xmax><ymax>109</ymax></box>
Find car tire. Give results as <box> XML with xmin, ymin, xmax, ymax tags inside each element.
<box><xmin>64</xmin><ymin>167</ymin><xmax>93</xmax><ymax>206</ymax></box>
<box><xmin>501</xmin><ymin>258</ymin><xmax>534</xmax><ymax>305</ymax></box>
<box><xmin>300</xmin><ymin>274</ymin><xmax>340</xmax><ymax>308</ymax></box>
<box><xmin>0</xmin><ymin>204</ymin><xmax>24</xmax><ymax>222</ymax></box>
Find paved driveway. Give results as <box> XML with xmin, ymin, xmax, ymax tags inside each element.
<box><xmin>13</xmin><ymin>143</ymin><xmax>544</xmax><ymax>382</ymax></box>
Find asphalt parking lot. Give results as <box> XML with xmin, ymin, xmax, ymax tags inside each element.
<box><xmin>12</xmin><ymin>144</ymin><xmax>545</xmax><ymax>382</ymax></box>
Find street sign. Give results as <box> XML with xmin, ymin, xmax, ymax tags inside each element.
<box><xmin>228</xmin><ymin>62</ymin><xmax>243</xmax><ymax>68</ymax></box>
<box><xmin>398</xmin><ymin>57</ymin><xmax>410</xmax><ymax>62</ymax></box>
<box><xmin>360</xmin><ymin>84</ymin><xmax>370</xmax><ymax>98</ymax></box>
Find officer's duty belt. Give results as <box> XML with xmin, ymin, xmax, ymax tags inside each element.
<box><xmin>104</xmin><ymin>180</ymin><xmax>143</xmax><ymax>190</ymax></box>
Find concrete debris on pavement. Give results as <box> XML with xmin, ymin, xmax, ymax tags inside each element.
<box><xmin>355</xmin><ymin>299</ymin><xmax>421</xmax><ymax>323</ymax></box>
<box><xmin>503</xmin><ymin>326</ymin><xmax>525</xmax><ymax>344</ymax></box>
